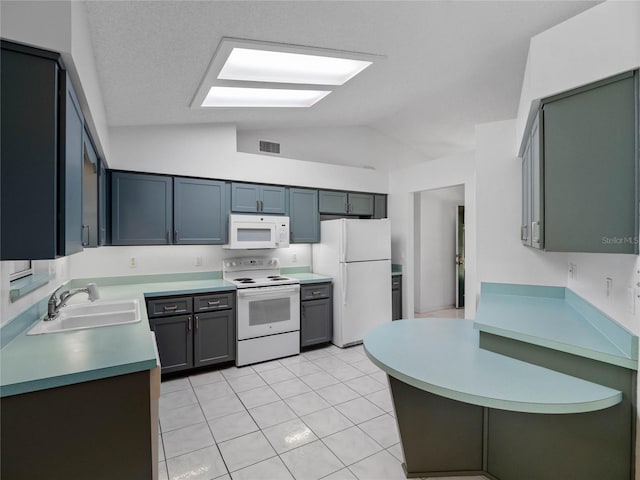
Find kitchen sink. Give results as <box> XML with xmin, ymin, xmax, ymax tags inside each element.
<box><xmin>28</xmin><ymin>299</ymin><xmax>141</xmax><ymax>335</ymax></box>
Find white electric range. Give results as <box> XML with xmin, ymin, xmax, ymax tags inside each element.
<box><xmin>223</xmin><ymin>256</ymin><xmax>300</xmax><ymax>366</ymax></box>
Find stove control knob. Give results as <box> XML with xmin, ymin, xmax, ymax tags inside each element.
<box><xmin>231</xmin><ymin>261</ymin><xmax>237</xmax><ymax>267</ymax></box>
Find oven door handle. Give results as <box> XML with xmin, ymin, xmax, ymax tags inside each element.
<box><xmin>237</xmin><ymin>286</ymin><xmax>300</xmax><ymax>298</ymax></box>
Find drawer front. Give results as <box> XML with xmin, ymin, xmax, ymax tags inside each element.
<box><xmin>194</xmin><ymin>292</ymin><xmax>235</xmax><ymax>312</ymax></box>
<box><xmin>147</xmin><ymin>296</ymin><xmax>193</xmax><ymax>318</ymax></box>
<box><xmin>301</xmin><ymin>283</ymin><xmax>332</xmax><ymax>301</ymax></box>
<box><xmin>392</xmin><ymin>276</ymin><xmax>401</xmax><ymax>290</ymax></box>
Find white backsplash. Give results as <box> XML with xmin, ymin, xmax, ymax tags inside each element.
<box><xmin>67</xmin><ymin>244</ymin><xmax>312</xmax><ymax>279</ymax></box>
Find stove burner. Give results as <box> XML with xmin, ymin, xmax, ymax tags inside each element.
<box><xmin>234</xmin><ymin>277</ymin><xmax>254</xmax><ymax>282</ymax></box>
<box><xmin>269</xmin><ymin>277</ymin><xmax>288</xmax><ymax>281</ymax></box>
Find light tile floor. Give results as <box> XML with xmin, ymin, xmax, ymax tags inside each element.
<box><xmin>158</xmin><ymin>343</ymin><xmax>488</xmax><ymax>480</ymax></box>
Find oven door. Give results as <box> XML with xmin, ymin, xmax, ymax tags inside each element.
<box><xmin>237</xmin><ymin>285</ymin><xmax>300</xmax><ymax>340</ymax></box>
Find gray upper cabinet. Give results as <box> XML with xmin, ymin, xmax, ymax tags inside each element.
<box><xmin>1</xmin><ymin>41</ymin><xmax>86</xmax><ymax>260</ymax></box>
<box><xmin>82</xmin><ymin>128</ymin><xmax>99</xmax><ymax>248</ymax></box>
<box><xmin>174</xmin><ymin>178</ymin><xmax>228</xmax><ymax>244</ymax></box>
<box><xmin>289</xmin><ymin>188</ymin><xmax>320</xmax><ymax>243</ymax></box>
<box><xmin>111</xmin><ymin>172</ymin><xmax>173</xmax><ymax>245</ymax></box>
<box><xmin>231</xmin><ymin>182</ymin><xmax>286</xmax><ymax>214</ymax></box>
<box><xmin>98</xmin><ymin>160</ymin><xmax>107</xmax><ymax>246</ymax></box>
<box><xmin>59</xmin><ymin>74</ymin><xmax>85</xmax><ymax>257</ymax></box>
<box><xmin>319</xmin><ymin>190</ymin><xmax>348</xmax><ymax>214</ymax></box>
<box><xmin>522</xmin><ymin>70</ymin><xmax>638</xmax><ymax>253</ymax></box>
<box><xmin>348</xmin><ymin>193</ymin><xmax>374</xmax><ymax>216</ymax></box>
<box><xmin>373</xmin><ymin>194</ymin><xmax>387</xmax><ymax>219</ymax></box>
<box><xmin>319</xmin><ymin>190</ymin><xmax>374</xmax><ymax>216</ymax></box>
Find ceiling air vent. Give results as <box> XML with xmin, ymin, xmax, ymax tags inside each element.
<box><xmin>259</xmin><ymin>140</ymin><xmax>281</xmax><ymax>154</ymax></box>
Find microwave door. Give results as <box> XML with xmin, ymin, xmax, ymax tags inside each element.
<box><xmin>234</xmin><ymin>222</ymin><xmax>276</xmax><ymax>249</ymax></box>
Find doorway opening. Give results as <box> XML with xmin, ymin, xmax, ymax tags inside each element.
<box><xmin>413</xmin><ymin>184</ymin><xmax>465</xmax><ymax>319</ymax></box>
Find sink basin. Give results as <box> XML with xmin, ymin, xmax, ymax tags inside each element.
<box><xmin>28</xmin><ymin>299</ymin><xmax>141</xmax><ymax>335</ymax></box>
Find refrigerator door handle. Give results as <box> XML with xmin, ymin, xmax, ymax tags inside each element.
<box><xmin>341</xmin><ymin>219</ymin><xmax>347</xmax><ymax>263</ymax></box>
<box><xmin>342</xmin><ymin>262</ymin><xmax>348</xmax><ymax>306</ymax></box>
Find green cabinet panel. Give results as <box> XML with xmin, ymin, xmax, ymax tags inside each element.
<box><xmin>194</xmin><ymin>309</ymin><xmax>235</xmax><ymax>367</ymax></box>
<box><xmin>349</xmin><ymin>193</ymin><xmax>374</xmax><ymax>216</ymax></box>
<box><xmin>174</xmin><ymin>178</ymin><xmax>228</xmax><ymax>244</ymax></box>
<box><xmin>374</xmin><ymin>194</ymin><xmax>387</xmax><ymax>219</ymax></box>
<box><xmin>231</xmin><ymin>182</ymin><xmax>286</xmax><ymax>214</ymax></box>
<box><xmin>111</xmin><ymin>172</ymin><xmax>173</xmax><ymax>245</ymax></box>
<box><xmin>543</xmin><ymin>72</ymin><xmax>637</xmax><ymax>253</ymax></box>
<box><xmin>290</xmin><ymin>188</ymin><xmax>320</xmax><ymax>243</ymax></box>
<box><xmin>319</xmin><ymin>191</ymin><xmax>348</xmax><ymax>214</ymax></box>
<box><xmin>319</xmin><ymin>190</ymin><xmax>374</xmax><ymax>216</ymax></box>
<box><xmin>522</xmin><ymin>71</ymin><xmax>638</xmax><ymax>254</ymax></box>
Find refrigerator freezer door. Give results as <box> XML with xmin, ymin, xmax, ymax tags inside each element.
<box><xmin>336</xmin><ymin>259</ymin><xmax>392</xmax><ymax>347</ymax></box>
<box><xmin>342</xmin><ymin>219</ymin><xmax>391</xmax><ymax>262</ymax></box>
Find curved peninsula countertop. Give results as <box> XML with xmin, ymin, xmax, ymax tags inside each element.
<box><xmin>364</xmin><ymin>318</ymin><xmax>622</xmax><ymax>414</ymax></box>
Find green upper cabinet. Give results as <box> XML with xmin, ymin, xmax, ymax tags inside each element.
<box><xmin>521</xmin><ymin>70</ymin><xmax>638</xmax><ymax>254</ymax></box>
<box><xmin>174</xmin><ymin>178</ymin><xmax>228</xmax><ymax>244</ymax></box>
<box><xmin>349</xmin><ymin>193</ymin><xmax>374</xmax><ymax>216</ymax></box>
<box><xmin>231</xmin><ymin>182</ymin><xmax>286</xmax><ymax>214</ymax></box>
<box><xmin>289</xmin><ymin>188</ymin><xmax>320</xmax><ymax>243</ymax></box>
<box><xmin>373</xmin><ymin>194</ymin><xmax>387</xmax><ymax>219</ymax></box>
<box><xmin>111</xmin><ymin>172</ymin><xmax>173</xmax><ymax>245</ymax></box>
<box><xmin>0</xmin><ymin>41</ymin><xmax>86</xmax><ymax>260</ymax></box>
<box><xmin>319</xmin><ymin>190</ymin><xmax>348</xmax><ymax>214</ymax></box>
<box><xmin>319</xmin><ymin>190</ymin><xmax>374</xmax><ymax>216</ymax></box>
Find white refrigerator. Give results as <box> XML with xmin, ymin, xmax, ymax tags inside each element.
<box><xmin>312</xmin><ymin>218</ymin><xmax>392</xmax><ymax>347</ymax></box>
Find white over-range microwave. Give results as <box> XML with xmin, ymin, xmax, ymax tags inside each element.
<box><xmin>224</xmin><ymin>214</ymin><xmax>290</xmax><ymax>249</ymax></box>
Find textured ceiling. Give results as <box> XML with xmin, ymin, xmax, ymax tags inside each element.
<box><xmin>85</xmin><ymin>1</ymin><xmax>598</xmax><ymax>162</ymax></box>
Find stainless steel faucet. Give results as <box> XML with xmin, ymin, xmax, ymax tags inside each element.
<box><xmin>46</xmin><ymin>283</ymin><xmax>100</xmax><ymax>321</ymax></box>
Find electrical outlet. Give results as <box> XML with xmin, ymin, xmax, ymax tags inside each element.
<box><xmin>195</xmin><ymin>256</ymin><xmax>203</xmax><ymax>267</ymax></box>
<box><xmin>292</xmin><ymin>253</ymin><xmax>297</xmax><ymax>263</ymax></box>
<box><xmin>568</xmin><ymin>263</ymin><xmax>577</xmax><ymax>280</ymax></box>
<box><xmin>129</xmin><ymin>257</ymin><xmax>137</xmax><ymax>269</ymax></box>
<box><xmin>605</xmin><ymin>277</ymin><xmax>613</xmax><ymax>298</ymax></box>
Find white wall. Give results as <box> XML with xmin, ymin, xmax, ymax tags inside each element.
<box><xmin>237</xmin><ymin>126</ymin><xmax>429</xmax><ymax>173</ymax></box>
<box><xmin>414</xmin><ymin>186</ymin><xmax>464</xmax><ymax>313</ymax></box>
<box><xmin>0</xmin><ymin>258</ymin><xmax>70</xmax><ymax>326</ymax></box>
<box><xmin>475</xmin><ymin>120</ymin><xmax>568</xmax><ymax>288</ymax></box>
<box><xmin>109</xmin><ymin>124</ymin><xmax>388</xmax><ymax>193</ymax></box>
<box><xmin>1</xmin><ymin>0</ymin><xmax>111</xmax><ymax>160</ymax></box>
<box><xmin>388</xmin><ymin>151</ymin><xmax>476</xmax><ymax>319</ymax></box>
<box><xmin>67</xmin><ymin>244</ymin><xmax>311</xmax><ymax>280</ymax></box>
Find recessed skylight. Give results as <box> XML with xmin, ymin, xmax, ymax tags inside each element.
<box><xmin>218</xmin><ymin>48</ymin><xmax>372</xmax><ymax>86</ymax></box>
<box><xmin>201</xmin><ymin>86</ymin><xmax>331</xmax><ymax>108</ymax></box>
<box><xmin>191</xmin><ymin>38</ymin><xmax>383</xmax><ymax>109</ymax></box>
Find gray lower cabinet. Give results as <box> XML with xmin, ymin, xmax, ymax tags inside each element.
<box><xmin>392</xmin><ymin>275</ymin><xmax>402</xmax><ymax>320</ymax></box>
<box><xmin>147</xmin><ymin>292</ymin><xmax>235</xmax><ymax>374</ymax></box>
<box><xmin>111</xmin><ymin>172</ymin><xmax>173</xmax><ymax>245</ymax></box>
<box><xmin>231</xmin><ymin>182</ymin><xmax>286</xmax><ymax>214</ymax></box>
<box><xmin>289</xmin><ymin>188</ymin><xmax>320</xmax><ymax>243</ymax></box>
<box><xmin>174</xmin><ymin>178</ymin><xmax>228</xmax><ymax>244</ymax></box>
<box><xmin>522</xmin><ymin>70</ymin><xmax>638</xmax><ymax>253</ymax></box>
<box><xmin>300</xmin><ymin>283</ymin><xmax>333</xmax><ymax>347</ymax></box>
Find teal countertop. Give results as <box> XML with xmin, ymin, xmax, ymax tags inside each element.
<box><xmin>287</xmin><ymin>272</ymin><xmax>333</xmax><ymax>284</ymax></box>
<box><xmin>475</xmin><ymin>283</ymin><xmax>638</xmax><ymax>370</ymax></box>
<box><xmin>364</xmin><ymin>318</ymin><xmax>622</xmax><ymax>414</ymax></box>
<box><xmin>0</xmin><ymin>274</ymin><xmax>236</xmax><ymax>397</ymax></box>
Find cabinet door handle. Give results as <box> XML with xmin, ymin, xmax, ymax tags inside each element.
<box><xmin>174</xmin><ymin>230</ymin><xmax>178</xmax><ymax>243</ymax></box>
<box><xmin>195</xmin><ymin>315</ymin><xmax>199</xmax><ymax>329</ymax></box>
<box><xmin>188</xmin><ymin>316</ymin><xmax>192</xmax><ymax>330</ymax></box>
<box><xmin>163</xmin><ymin>305</ymin><xmax>178</xmax><ymax>311</ymax></box>
<box><xmin>207</xmin><ymin>300</ymin><xmax>220</xmax><ymax>306</ymax></box>
<box><xmin>345</xmin><ymin>203</ymin><xmax>350</xmax><ymax>213</ymax></box>
<box><xmin>532</xmin><ymin>221</ymin><xmax>540</xmax><ymax>243</ymax></box>
<box><xmin>260</xmin><ymin>200</ymin><xmax>264</xmax><ymax>211</ymax></box>
<box><xmin>256</xmin><ymin>200</ymin><xmax>260</xmax><ymax>211</ymax></box>
<box><xmin>312</xmin><ymin>291</ymin><xmax>321</xmax><ymax>295</ymax></box>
